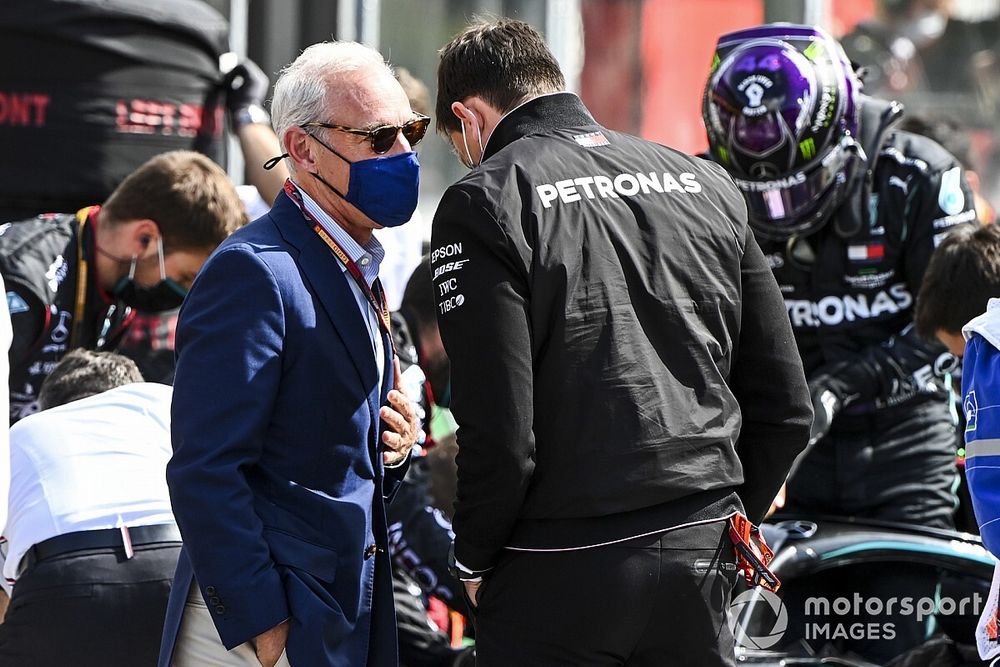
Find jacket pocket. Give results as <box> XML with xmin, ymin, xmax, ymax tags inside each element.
<box><xmin>263</xmin><ymin>527</ymin><xmax>339</xmax><ymax>583</ymax></box>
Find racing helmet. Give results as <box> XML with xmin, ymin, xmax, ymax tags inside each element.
<box><xmin>703</xmin><ymin>24</ymin><xmax>862</xmax><ymax>240</ymax></box>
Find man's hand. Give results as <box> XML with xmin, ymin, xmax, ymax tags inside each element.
<box><xmin>766</xmin><ymin>482</ymin><xmax>787</xmax><ymax>519</ymax></box>
<box><xmin>380</xmin><ymin>356</ymin><xmax>418</xmax><ymax>466</ymax></box>
<box><xmin>464</xmin><ymin>579</ymin><xmax>484</xmax><ymax>608</ymax></box>
<box><xmin>253</xmin><ymin>619</ymin><xmax>289</xmax><ymax>667</ymax></box>
<box><xmin>223</xmin><ymin>59</ymin><xmax>270</xmax><ymax>130</ymax></box>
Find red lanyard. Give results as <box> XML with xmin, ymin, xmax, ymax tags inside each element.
<box><xmin>283</xmin><ymin>180</ymin><xmax>393</xmax><ymax>351</ymax></box>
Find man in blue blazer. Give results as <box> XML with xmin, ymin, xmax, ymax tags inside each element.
<box><xmin>159</xmin><ymin>41</ymin><xmax>426</xmax><ymax>667</ymax></box>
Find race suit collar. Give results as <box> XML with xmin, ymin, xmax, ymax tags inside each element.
<box><xmin>85</xmin><ymin>206</ymin><xmax>119</xmax><ymax>306</ymax></box>
<box><xmin>482</xmin><ymin>91</ymin><xmax>597</xmax><ymax>163</ymax></box>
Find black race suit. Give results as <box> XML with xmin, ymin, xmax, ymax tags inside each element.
<box><xmin>761</xmin><ymin>121</ymin><xmax>976</xmax><ymax>667</ymax></box>
<box><xmin>0</xmin><ymin>207</ymin><xmax>132</xmax><ymax>422</ymax></box>
<box><xmin>767</xmin><ymin>128</ymin><xmax>976</xmax><ymax>530</ymax></box>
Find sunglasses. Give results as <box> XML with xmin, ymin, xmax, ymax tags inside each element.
<box><xmin>302</xmin><ymin>114</ymin><xmax>431</xmax><ymax>155</ymax></box>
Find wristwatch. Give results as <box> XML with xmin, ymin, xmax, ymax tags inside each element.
<box><xmin>233</xmin><ymin>104</ymin><xmax>271</xmax><ymax>131</ymax></box>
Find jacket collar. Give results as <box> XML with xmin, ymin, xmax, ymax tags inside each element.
<box><xmin>482</xmin><ymin>92</ymin><xmax>598</xmax><ymax>162</ymax></box>
<box><xmin>268</xmin><ymin>190</ymin><xmax>386</xmax><ymax>406</ymax></box>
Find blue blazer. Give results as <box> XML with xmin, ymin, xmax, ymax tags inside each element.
<box><xmin>158</xmin><ymin>191</ymin><xmax>407</xmax><ymax>667</ymax></box>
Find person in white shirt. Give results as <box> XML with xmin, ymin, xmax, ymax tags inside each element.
<box><xmin>0</xmin><ymin>349</ymin><xmax>179</xmax><ymax>667</ymax></box>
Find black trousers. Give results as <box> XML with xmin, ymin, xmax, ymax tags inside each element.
<box><xmin>0</xmin><ymin>541</ymin><xmax>181</xmax><ymax>666</ymax></box>
<box><xmin>471</xmin><ymin>520</ymin><xmax>738</xmax><ymax>667</ymax></box>
<box><xmin>784</xmin><ymin>399</ymin><xmax>958</xmax><ymax>529</ymax></box>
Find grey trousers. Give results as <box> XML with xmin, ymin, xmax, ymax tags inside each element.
<box><xmin>172</xmin><ymin>583</ymin><xmax>291</xmax><ymax>667</ymax></box>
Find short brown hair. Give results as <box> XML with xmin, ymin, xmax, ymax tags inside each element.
<box><xmin>38</xmin><ymin>349</ymin><xmax>143</xmax><ymax>410</ymax></box>
<box><xmin>436</xmin><ymin>19</ymin><xmax>565</xmax><ymax>136</ymax></box>
<box><xmin>915</xmin><ymin>224</ymin><xmax>1000</xmax><ymax>338</ymax></box>
<box><xmin>102</xmin><ymin>150</ymin><xmax>246</xmax><ymax>250</ymax></box>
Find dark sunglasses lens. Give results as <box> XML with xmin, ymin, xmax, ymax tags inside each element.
<box><xmin>371</xmin><ymin>126</ymin><xmax>398</xmax><ymax>154</ymax></box>
<box><xmin>402</xmin><ymin>118</ymin><xmax>429</xmax><ymax>147</ymax></box>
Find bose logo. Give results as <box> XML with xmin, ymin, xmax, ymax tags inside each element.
<box><xmin>432</xmin><ymin>259</ymin><xmax>469</xmax><ymax>281</ymax></box>
<box><xmin>786</xmin><ymin>284</ymin><xmax>913</xmax><ymax>328</ymax></box>
<box><xmin>536</xmin><ymin>171</ymin><xmax>702</xmax><ymax>209</ymax></box>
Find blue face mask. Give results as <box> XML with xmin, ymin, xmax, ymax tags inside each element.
<box><xmin>303</xmin><ymin>130</ymin><xmax>420</xmax><ymax>228</ymax></box>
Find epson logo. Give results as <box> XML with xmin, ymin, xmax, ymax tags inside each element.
<box><xmin>733</xmin><ymin>172</ymin><xmax>806</xmax><ymax>193</ymax></box>
<box><xmin>786</xmin><ymin>284</ymin><xmax>913</xmax><ymax>328</ymax></box>
<box><xmin>536</xmin><ymin>171</ymin><xmax>702</xmax><ymax>209</ymax></box>
<box><xmin>430</xmin><ymin>243</ymin><xmax>463</xmax><ymax>264</ymax></box>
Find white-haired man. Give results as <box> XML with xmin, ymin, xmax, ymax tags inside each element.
<box><xmin>157</xmin><ymin>41</ymin><xmax>424</xmax><ymax>667</ymax></box>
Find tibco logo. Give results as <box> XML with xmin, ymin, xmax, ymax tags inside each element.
<box><xmin>786</xmin><ymin>284</ymin><xmax>912</xmax><ymax>328</ymax></box>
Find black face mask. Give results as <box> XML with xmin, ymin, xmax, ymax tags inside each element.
<box><xmin>111</xmin><ymin>237</ymin><xmax>187</xmax><ymax>313</ymax></box>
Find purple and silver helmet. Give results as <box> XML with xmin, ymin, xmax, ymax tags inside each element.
<box><xmin>703</xmin><ymin>24</ymin><xmax>862</xmax><ymax>240</ymax></box>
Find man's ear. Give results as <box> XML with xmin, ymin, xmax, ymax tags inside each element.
<box><xmin>451</xmin><ymin>101</ymin><xmax>473</xmax><ymax>126</ymax></box>
<box><xmin>285</xmin><ymin>126</ymin><xmax>317</xmax><ymax>172</ymax></box>
<box><xmin>451</xmin><ymin>98</ymin><xmax>487</xmax><ymax>132</ymax></box>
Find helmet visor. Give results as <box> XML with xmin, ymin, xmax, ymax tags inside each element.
<box><xmin>731</xmin><ymin>140</ymin><xmax>853</xmax><ymax>235</ymax></box>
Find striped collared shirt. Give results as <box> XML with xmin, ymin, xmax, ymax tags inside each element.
<box><xmin>293</xmin><ymin>182</ymin><xmax>386</xmax><ymax>392</ymax></box>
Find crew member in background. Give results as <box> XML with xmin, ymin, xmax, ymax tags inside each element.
<box><xmin>0</xmin><ymin>350</ymin><xmax>180</xmax><ymax>667</ymax></box>
<box><xmin>900</xmin><ymin>113</ymin><xmax>996</xmax><ymax>225</ymax></box>
<box><xmin>702</xmin><ymin>23</ymin><xmax>978</xmax><ymax>661</ymax></box>
<box><xmin>1</xmin><ymin>150</ymin><xmax>245</xmax><ymax>422</ymax></box>
<box><xmin>432</xmin><ymin>19</ymin><xmax>811</xmax><ymax>666</ymax></box>
<box><xmin>387</xmin><ymin>301</ymin><xmax>472</xmax><ymax>666</ymax></box>
<box><xmin>117</xmin><ymin>56</ymin><xmax>289</xmax><ymax>383</ymax></box>
<box><xmin>400</xmin><ymin>257</ymin><xmax>456</xmax><ymax>444</ymax></box>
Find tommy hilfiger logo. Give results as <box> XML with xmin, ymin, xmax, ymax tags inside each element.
<box><xmin>573</xmin><ymin>131</ymin><xmax>610</xmax><ymax>148</ymax></box>
<box><xmin>848</xmin><ymin>243</ymin><xmax>885</xmax><ymax>263</ymax></box>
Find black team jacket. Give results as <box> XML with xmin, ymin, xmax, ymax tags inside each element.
<box><xmin>431</xmin><ymin>92</ymin><xmax>812</xmax><ymax>575</ymax></box>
